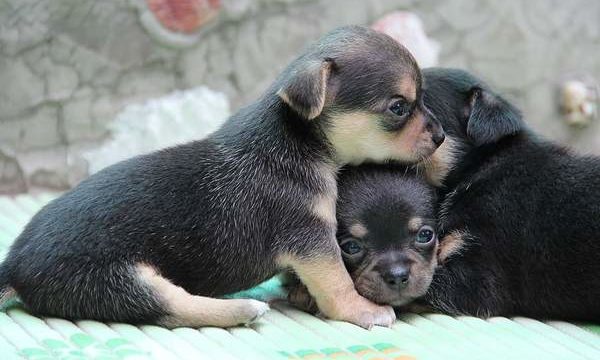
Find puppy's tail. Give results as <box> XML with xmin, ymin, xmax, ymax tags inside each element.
<box><xmin>0</xmin><ymin>263</ymin><xmax>16</xmax><ymax>305</ymax></box>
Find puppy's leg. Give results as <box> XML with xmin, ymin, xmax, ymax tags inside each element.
<box><xmin>279</xmin><ymin>251</ymin><xmax>396</xmax><ymax>329</ymax></box>
<box><xmin>137</xmin><ymin>264</ymin><xmax>269</xmax><ymax>328</ymax></box>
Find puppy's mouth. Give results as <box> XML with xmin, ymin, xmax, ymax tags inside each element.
<box><xmin>414</xmin><ymin>136</ymin><xmax>458</xmax><ymax>186</ymax></box>
<box><xmin>417</xmin><ymin>136</ymin><xmax>445</xmax><ymax>160</ymax></box>
<box><xmin>353</xmin><ymin>272</ymin><xmax>426</xmax><ymax>307</ymax></box>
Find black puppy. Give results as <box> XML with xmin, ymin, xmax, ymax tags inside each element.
<box><xmin>287</xmin><ymin>165</ymin><xmax>439</xmax><ymax>312</ymax></box>
<box><xmin>0</xmin><ymin>27</ymin><xmax>444</xmax><ymax>329</ymax></box>
<box><xmin>419</xmin><ymin>67</ymin><xmax>600</xmax><ymax>320</ymax></box>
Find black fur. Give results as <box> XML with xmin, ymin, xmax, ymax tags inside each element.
<box><xmin>0</xmin><ymin>26</ymin><xmax>439</xmax><ymax>325</ymax></box>
<box><xmin>420</xmin><ymin>68</ymin><xmax>600</xmax><ymax>320</ymax></box>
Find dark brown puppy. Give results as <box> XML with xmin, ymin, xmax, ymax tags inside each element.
<box><xmin>0</xmin><ymin>27</ymin><xmax>443</xmax><ymax>329</ymax></box>
<box><xmin>287</xmin><ymin>165</ymin><xmax>439</xmax><ymax>312</ymax></box>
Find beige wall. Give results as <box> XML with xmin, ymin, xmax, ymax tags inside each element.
<box><xmin>0</xmin><ymin>0</ymin><xmax>598</xmax><ymax>193</ymax></box>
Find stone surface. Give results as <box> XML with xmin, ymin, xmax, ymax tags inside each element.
<box><xmin>19</xmin><ymin>106</ymin><xmax>62</xmax><ymax>150</ymax></box>
<box><xmin>0</xmin><ymin>58</ymin><xmax>45</xmax><ymax>119</ymax></box>
<box><xmin>0</xmin><ymin>151</ymin><xmax>26</xmax><ymax>194</ymax></box>
<box><xmin>0</xmin><ymin>0</ymin><xmax>599</xmax><ymax>193</ymax></box>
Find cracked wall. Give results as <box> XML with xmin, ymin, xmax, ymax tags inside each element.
<box><xmin>0</xmin><ymin>0</ymin><xmax>599</xmax><ymax>193</ymax></box>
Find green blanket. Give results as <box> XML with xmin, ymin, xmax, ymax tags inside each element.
<box><xmin>0</xmin><ymin>194</ymin><xmax>598</xmax><ymax>359</ymax></box>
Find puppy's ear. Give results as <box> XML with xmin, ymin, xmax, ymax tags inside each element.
<box><xmin>466</xmin><ymin>88</ymin><xmax>523</xmax><ymax>146</ymax></box>
<box><xmin>277</xmin><ymin>58</ymin><xmax>334</xmax><ymax>120</ymax></box>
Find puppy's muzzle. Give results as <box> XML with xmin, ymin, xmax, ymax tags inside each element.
<box><xmin>431</xmin><ymin>126</ymin><xmax>445</xmax><ymax>146</ymax></box>
<box><xmin>424</xmin><ymin>107</ymin><xmax>445</xmax><ymax>146</ymax></box>
<box><xmin>381</xmin><ymin>265</ymin><xmax>410</xmax><ymax>290</ymax></box>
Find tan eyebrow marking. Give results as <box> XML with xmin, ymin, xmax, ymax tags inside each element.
<box><xmin>349</xmin><ymin>223</ymin><xmax>368</xmax><ymax>238</ymax></box>
<box><xmin>408</xmin><ymin>217</ymin><xmax>423</xmax><ymax>232</ymax></box>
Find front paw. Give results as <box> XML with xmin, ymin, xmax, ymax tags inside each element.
<box><xmin>329</xmin><ymin>295</ymin><xmax>396</xmax><ymax>329</ymax></box>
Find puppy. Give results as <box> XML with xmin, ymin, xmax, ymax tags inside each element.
<box><xmin>287</xmin><ymin>164</ymin><xmax>439</xmax><ymax>312</ymax></box>
<box><xmin>0</xmin><ymin>26</ymin><xmax>444</xmax><ymax>329</ymax></box>
<box><xmin>418</xmin><ymin>67</ymin><xmax>600</xmax><ymax>320</ymax></box>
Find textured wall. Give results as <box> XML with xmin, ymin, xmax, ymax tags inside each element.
<box><xmin>0</xmin><ymin>0</ymin><xmax>599</xmax><ymax>193</ymax></box>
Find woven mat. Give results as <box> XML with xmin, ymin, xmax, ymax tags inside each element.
<box><xmin>0</xmin><ymin>194</ymin><xmax>598</xmax><ymax>359</ymax></box>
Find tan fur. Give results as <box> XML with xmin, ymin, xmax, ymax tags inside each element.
<box><xmin>407</xmin><ymin>217</ymin><xmax>423</xmax><ymax>232</ymax></box>
<box><xmin>325</xmin><ymin>111</ymin><xmax>434</xmax><ymax>165</ymax></box>
<box><xmin>438</xmin><ymin>230</ymin><xmax>467</xmax><ymax>263</ymax></box>
<box><xmin>349</xmin><ymin>223</ymin><xmax>368</xmax><ymax>238</ymax></box>
<box><xmin>311</xmin><ymin>194</ymin><xmax>337</xmax><ymax>224</ymax></box>
<box><xmin>315</xmin><ymin>161</ymin><xmax>338</xmax><ymax>191</ymax></box>
<box><xmin>276</xmin><ymin>90</ymin><xmax>295</xmax><ymax>111</ymax></box>
<box><xmin>398</xmin><ymin>76</ymin><xmax>418</xmax><ymax>102</ymax></box>
<box><xmin>136</xmin><ymin>264</ymin><xmax>269</xmax><ymax>328</ymax></box>
<box><xmin>308</xmin><ymin>61</ymin><xmax>333</xmax><ymax>119</ymax></box>
<box><xmin>421</xmin><ymin>136</ymin><xmax>458</xmax><ymax>186</ymax></box>
<box><xmin>405</xmin><ymin>247</ymin><xmax>438</xmax><ymax>299</ymax></box>
<box><xmin>277</xmin><ymin>253</ymin><xmax>395</xmax><ymax>329</ymax></box>
<box><xmin>310</xmin><ymin>161</ymin><xmax>338</xmax><ymax>224</ymax></box>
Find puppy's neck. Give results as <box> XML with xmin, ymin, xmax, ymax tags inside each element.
<box><xmin>441</xmin><ymin>132</ymin><xmax>529</xmax><ymax>191</ymax></box>
<box><xmin>214</xmin><ymin>93</ymin><xmax>338</xmax><ymax>169</ymax></box>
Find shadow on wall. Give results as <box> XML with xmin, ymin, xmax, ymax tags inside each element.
<box><xmin>0</xmin><ymin>0</ymin><xmax>599</xmax><ymax>194</ymax></box>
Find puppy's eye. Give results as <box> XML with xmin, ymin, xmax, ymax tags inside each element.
<box><xmin>416</xmin><ymin>226</ymin><xmax>435</xmax><ymax>245</ymax></box>
<box><xmin>389</xmin><ymin>99</ymin><xmax>410</xmax><ymax>117</ymax></box>
<box><xmin>340</xmin><ymin>239</ymin><xmax>363</xmax><ymax>255</ymax></box>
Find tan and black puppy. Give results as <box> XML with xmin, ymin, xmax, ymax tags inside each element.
<box><xmin>0</xmin><ymin>26</ymin><xmax>443</xmax><ymax>329</ymax></box>
<box><xmin>287</xmin><ymin>165</ymin><xmax>439</xmax><ymax>312</ymax></box>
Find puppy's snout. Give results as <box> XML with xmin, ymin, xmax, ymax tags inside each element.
<box><xmin>432</xmin><ymin>130</ymin><xmax>445</xmax><ymax>146</ymax></box>
<box><xmin>423</xmin><ymin>105</ymin><xmax>445</xmax><ymax>146</ymax></box>
<box><xmin>426</xmin><ymin>118</ymin><xmax>445</xmax><ymax>146</ymax></box>
<box><xmin>381</xmin><ymin>266</ymin><xmax>410</xmax><ymax>290</ymax></box>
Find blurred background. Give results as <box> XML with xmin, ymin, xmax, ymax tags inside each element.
<box><xmin>0</xmin><ymin>0</ymin><xmax>599</xmax><ymax>194</ymax></box>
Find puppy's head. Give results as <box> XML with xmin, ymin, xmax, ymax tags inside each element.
<box><xmin>420</xmin><ymin>68</ymin><xmax>525</xmax><ymax>184</ymax></box>
<box><xmin>276</xmin><ymin>26</ymin><xmax>445</xmax><ymax>165</ymax></box>
<box><xmin>336</xmin><ymin>165</ymin><xmax>438</xmax><ymax>306</ymax></box>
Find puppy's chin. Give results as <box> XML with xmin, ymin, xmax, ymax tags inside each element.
<box><xmin>414</xmin><ymin>144</ymin><xmax>440</xmax><ymax>162</ymax></box>
<box><xmin>417</xmin><ymin>136</ymin><xmax>459</xmax><ymax>186</ymax></box>
<box><xmin>353</xmin><ymin>273</ymin><xmax>409</xmax><ymax>306</ymax></box>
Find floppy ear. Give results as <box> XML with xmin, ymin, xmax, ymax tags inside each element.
<box><xmin>466</xmin><ymin>88</ymin><xmax>523</xmax><ymax>146</ymax></box>
<box><xmin>277</xmin><ymin>58</ymin><xmax>334</xmax><ymax>120</ymax></box>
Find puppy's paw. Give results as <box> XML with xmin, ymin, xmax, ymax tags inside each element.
<box><xmin>329</xmin><ymin>296</ymin><xmax>396</xmax><ymax>329</ymax></box>
<box><xmin>287</xmin><ymin>284</ymin><xmax>319</xmax><ymax>314</ymax></box>
<box><xmin>232</xmin><ymin>299</ymin><xmax>270</xmax><ymax>325</ymax></box>
<box><xmin>354</xmin><ymin>304</ymin><xmax>396</xmax><ymax>329</ymax></box>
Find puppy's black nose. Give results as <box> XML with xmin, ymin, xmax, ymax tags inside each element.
<box><xmin>382</xmin><ymin>266</ymin><xmax>410</xmax><ymax>290</ymax></box>
<box><xmin>433</xmin><ymin>132</ymin><xmax>445</xmax><ymax>146</ymax></box>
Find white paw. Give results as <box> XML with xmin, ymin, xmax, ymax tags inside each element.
<box><xmin>244</xmin><ymin>299</ymin><xmax>270</xmax><ymax>324</ymax></box>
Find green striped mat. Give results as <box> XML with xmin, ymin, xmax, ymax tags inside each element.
<box><xmin>0</xmin><ymin>193</ymin><xmax>598</xmax><ymax>359</ymax></box>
